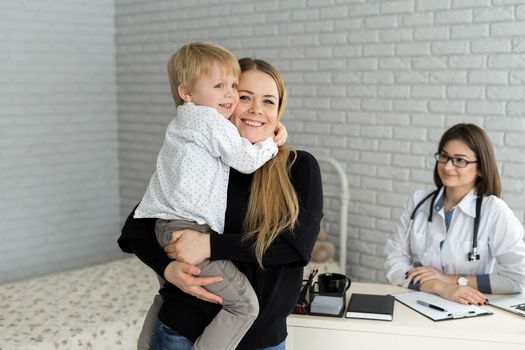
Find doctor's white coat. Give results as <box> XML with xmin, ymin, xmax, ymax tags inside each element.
<box><xmin>385</xmin><ymin>187</ymin><xmax>525</xmax><ymax>294</ymax></box>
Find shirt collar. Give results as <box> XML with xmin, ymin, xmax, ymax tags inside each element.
<box><xmin>434</xmin><ymin>187</ymin><xmax>478</xmax><ymax>218</ymax></box>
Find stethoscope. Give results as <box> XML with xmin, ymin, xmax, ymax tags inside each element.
<box><xmin>401</xmin><ymin>187</ymin><xmax>482</xmax><ymax>264</ymax></box>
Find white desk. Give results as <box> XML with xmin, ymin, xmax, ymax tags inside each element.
<box><xmin>286</xmin><ymin>282</ymin><xmax>525</xmax><ymax>350</ymax></box>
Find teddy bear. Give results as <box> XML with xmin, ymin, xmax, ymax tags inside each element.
<box><xmin>310</xmin><ymin>227</ymin><xmax>336</xmax><ymax>263</ymax></box>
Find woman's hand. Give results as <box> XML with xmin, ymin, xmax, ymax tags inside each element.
<box><xmin>163</xmin><ymin>260</ymin><xmax>223</xmax><ymax>304</ymax></box>
<box><xmin>164</xmin><ymin>229</ymin><xmax>211</xmax><ymax>265</ymax></box>
<box><xmin>273</xmin><ymin>121</ymin><xmax>288</xmax><ymax>146</ymax></box>
<box><xmin>420</xmin><ymin>280</ymin><xmax>487</xmax><ymax>305</ymax></box>
<box><xmin>407</xmin><ymin>266</ymin><xmax>455</xmax><ymax>285</ymax></box>
<box><xmin>438</xmin><ymin>284</ymin><xmax>488</xmax><ymax>305</ymax></box>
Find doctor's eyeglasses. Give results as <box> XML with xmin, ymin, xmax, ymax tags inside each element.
<box><xmin>434</xmin><ymin>152</ymin><xmax>478</xmax><ymax>168</ymax></box>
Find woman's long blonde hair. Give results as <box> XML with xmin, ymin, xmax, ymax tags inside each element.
<box><xmin>239</xmin><ymin>58</ymin><xmax>299</xmax><ymax>268</ymax></box>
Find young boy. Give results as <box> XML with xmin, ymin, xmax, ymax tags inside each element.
<box><xmin>134</xmin><ymin>42</ymin><xmax>278</xmax><ymax>350</ymax></box>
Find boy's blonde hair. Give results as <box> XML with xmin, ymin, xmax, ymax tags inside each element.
<box><xmin>167</xmin><ymin>42</ymin><xmax>241</xmax><ymax>106</ymax></box>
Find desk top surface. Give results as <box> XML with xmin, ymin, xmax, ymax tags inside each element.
<box><xmin>288</xmin><ymin>282</ymin><xmax>525</xmax><ymax>344</ymax></box>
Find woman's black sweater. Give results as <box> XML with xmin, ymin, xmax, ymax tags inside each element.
<box><xmin>118</xmin><ymin>150</ymin><xmax>323</xmax><ymax>349</ymax></box>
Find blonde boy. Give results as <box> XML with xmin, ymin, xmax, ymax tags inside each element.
<box><xmin>134</xmin><ymin>42</ymin><xmax>277</xmax><ymax>349</ymax></box>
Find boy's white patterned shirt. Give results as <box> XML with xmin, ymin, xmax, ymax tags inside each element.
<box><xmin>134</xmin><ymin>102</ymin><xmax>277</xmax><ymax>234</ymax></box>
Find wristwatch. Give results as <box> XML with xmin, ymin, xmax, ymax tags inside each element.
<box><xmin>457</xmin><ymin>275</ymin><xmax>469</xmax><ymax>287</ymax></box>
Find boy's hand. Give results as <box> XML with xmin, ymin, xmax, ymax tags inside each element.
<box><xmin>274</xmin><ymin>121</ymin><xmax>288</xmax><ymax>146</ymax></box>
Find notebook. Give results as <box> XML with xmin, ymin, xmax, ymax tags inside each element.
<box><xmin>392</xmin><ymin>291</ymin><xmax>492</xmax><ymax>321</ymax></box>
<box><xmin>345</xmin><ymin>293</ymin><xmax>394</xmax><ymax>321</ymax></box>
<box><xmin>488</xmin><ymin>293</ymin><xmax>525</xmax><ymax>317</ymax></box>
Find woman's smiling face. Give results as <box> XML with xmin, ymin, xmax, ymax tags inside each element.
<box><xmin>437</xmin><ymin>139</ymin><xmax>479</xmax><ymax>194</ymax></box>
<box><xmin>230</xmin><ymin>69</ymin><xmax>279</xmax><ymax>143</ymax></box>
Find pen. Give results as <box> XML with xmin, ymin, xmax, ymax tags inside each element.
<box><xmin>448</xmin><ymin>311</ymin><xmax>476</xmax><ymax>318</ymax></box>
<box><xmin>417</xmin><ymin>299</ymin><xmax>448</xmax><ymax>312</ymax></box>
<box><xmin>299</xmin><ymin>267</ymin><xmax>318</xmax><ymax>306</ymax></box>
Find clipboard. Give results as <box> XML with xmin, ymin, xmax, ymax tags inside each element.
<box><xmin>391</xmin><ymin>291</ymin><xmax>493</xmax><ymax>321</ymax></box>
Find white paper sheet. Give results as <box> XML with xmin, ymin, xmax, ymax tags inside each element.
<box><xmin>391</xmin><ymin>290</ymin><xmax>492</xmax><ymax>321</ymax></box>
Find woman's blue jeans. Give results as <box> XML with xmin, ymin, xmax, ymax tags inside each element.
<box><xmin>152</xmin><ymin>321</ymin><xmax>285</xmax><ymax>350</ymax></box>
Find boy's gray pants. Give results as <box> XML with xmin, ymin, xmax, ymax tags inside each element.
<box><xmin>137</xmin><ymin>219</ymin><xmax>259</xmax><ymax>350</ymax></box>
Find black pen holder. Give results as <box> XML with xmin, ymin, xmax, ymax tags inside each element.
<box><xmin>293</xmin><ymin>275</ymin><xmax>350</xmax><ymax>317</ymax></box>
<box><xmin>292</xmin><ymin>278</ymin><xmax>316</xmax><ymax>315</ymax></box>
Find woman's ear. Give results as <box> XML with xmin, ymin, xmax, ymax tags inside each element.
<box><xmin>178</xmin><ymin>84</ymin><xmax>192</xmax><ymax>102</ymax></box>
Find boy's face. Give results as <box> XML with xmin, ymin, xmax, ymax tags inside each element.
<box><xmin>185</xmin><ymin>64</ymin><xmax>239</xmax><ymax>119</ymax></box>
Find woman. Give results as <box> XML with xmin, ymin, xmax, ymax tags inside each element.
<box><xmin>385</xmin><ymin>123</ymin><xmax>525</xmax><ymax>305</ymax></box>
<box><xmin>119</xmin><ymin>58</ymin><xmax>323</xmax><ymax>350</ymax></box>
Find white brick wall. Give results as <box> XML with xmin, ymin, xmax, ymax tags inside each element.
<box><xmin>5</xmin><ymin>1</ymin><xmax>523</xmax><ymax>286</ymax></box>
<box><xmin>110</xmin><ymin>0</ymin><xmax>523</xmax><ymax>284</ymax></box>
<box><xmin>0</xmin><ymin>1</ymin><xmax>121</xmax><ymax>283</ymax></box>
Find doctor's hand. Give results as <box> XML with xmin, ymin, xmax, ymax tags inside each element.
<box><xmin>164</xmin><ymin>229</ymin><xmax>210</xmax><ymax>265</ymax></box>
<box><xmin>420</xmin><ymin>280</ymin><xmax>487</xmax><ymax>305</ymax></box>
<box><xmin>407</xmin><ymin>266</ymin><xmax>455</xmax><ymax>286</ymax></box>
<box><xmin>163</xmin><ymin>260</ymin><xmax>223</xmax><ymax>304</ymax></box>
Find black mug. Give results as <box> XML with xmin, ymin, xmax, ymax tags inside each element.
<box><xmin>316</xmin><ymin>273</ymin><xmax>351</xmax><ymax>295</ymax></box>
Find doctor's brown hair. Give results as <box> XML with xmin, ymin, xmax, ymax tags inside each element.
<box><xmin>433</xmin><ymin>123</ymin><xmax>501</xmax><ymax>197</ymax></box>
<box><xmin>239</xmin><ymin>58</ymin><xmax>299</xmax><ymax>268</ymax></box>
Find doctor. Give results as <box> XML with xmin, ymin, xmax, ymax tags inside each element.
<box><xmin>385</xmin><ymin>123</ymin><xmax>525</xmax><ymax>305</ymax></box>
